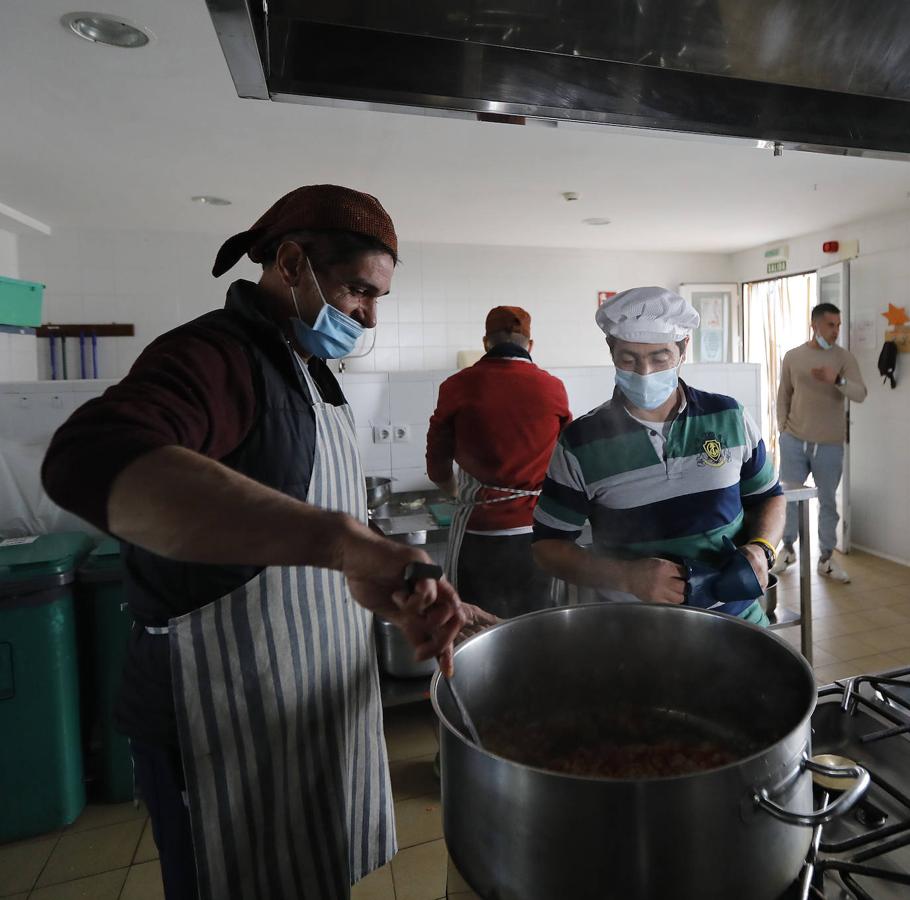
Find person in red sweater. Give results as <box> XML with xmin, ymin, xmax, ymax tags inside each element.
<box><xmin>426</xmin><ymin>306</ymin><xmax>572</xmax><ymax>618</ymax></box>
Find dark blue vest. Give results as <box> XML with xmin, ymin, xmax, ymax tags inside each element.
<box><xmin>116</xmin><ymin>281</ymin><xmax>348</xmax><ymax>744</ymax></box>
<box><xmin>123</xmin><ymin>280</ymin><xmax>345</xmax><ymax>625</ymax></box>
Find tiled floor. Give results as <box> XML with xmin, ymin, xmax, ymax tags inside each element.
<box><xmin>2</xmin><ymin>547</ymin><xmax>909</xmax><ymax>900</ymax></box>
<box><xmin>771</xmin><ymin>548</ymin><xmax>910</xmax><ymax>683</ymax></box>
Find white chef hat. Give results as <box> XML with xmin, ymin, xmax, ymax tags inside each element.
<box><xmin>595</xmin><ymin>286</ymin><xmax>700</xmax><ymax>343</ymax></box>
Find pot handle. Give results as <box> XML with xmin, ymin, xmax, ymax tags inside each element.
<box><xmin>754</xmin><ymin>757</ymin><xmax>870</xmax><ymax>827</ymax></box>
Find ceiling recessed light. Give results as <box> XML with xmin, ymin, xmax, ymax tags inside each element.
<box><xmin>191</xmin><ymin>196</ymin><xmax>232</xmax><ymax>206</ymax></box>
<box><xmin>62</xmin><ymin>12</ymin><xmax>151</xmax><ymax>48</ymax></box>
<box><xmin>583</xmin><ymin>217</ymin><xmax>611</xmax><ymax>226</ymax></box>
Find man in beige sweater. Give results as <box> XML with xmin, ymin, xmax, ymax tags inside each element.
<box><xmin>773</xmin><ymin>302</ymin><xmax>867</xmax><ymax>581</ymax></box>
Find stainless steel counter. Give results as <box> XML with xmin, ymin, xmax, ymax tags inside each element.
<box><xmin>370</xmin><ymin>490</ymin><xmax>452</xmax><ymax>542</ymax></box>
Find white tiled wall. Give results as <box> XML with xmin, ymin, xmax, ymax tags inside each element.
<box><xmin>16</xmin><ymin>229</ymin><xmax>261</xmax><ymax>380</ymax></box>
<box><xmin>0</xmin><ymin>229</ymin><xmax>17</xmax><ymax>278</ymax></box>
<box><xmin>0</xmin><ymin>361</ymin><xmax>761</xmax><ymax>533</ymax></box>
<box><xmin>0</xmin><ymin>379</ymin><xmax>114</xmax><ymax>535</ymax></box>
<box><xmin>345</xmin><ymin>363</ymin><xmax>762</xmax><ymax>491</ymax></box>
<box><xmin>0</xmin><ymin>331</ymin><xmax>38</xmax><ymax>381</ymax></box>
<box><xmin>16</xmin><ymin>228</ymin><xmax>733</xmax><ymax>379</ymax></box>
<box><xmin>0</xmin><ymin>232</ymin><xmax>36</xmax><ymax>381</ymax></box>
<box><xmin>343</xmin><ymin>241</ymin><xmax>734</xmax><ymax>374</ymax></box>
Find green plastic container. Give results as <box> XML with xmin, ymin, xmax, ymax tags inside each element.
<box><xmin>77</xmin><ymin>539</ymin><xmax>134</xmax><ymax>803</ymax></box>
<box><xmin>0</xmin><ymin>276</ymin><xmax>44</xmax><ymax>327</ymax></box>
<box><xmin>0</xmin><ymin>532</ymin><xmax>93</xmax><ymax>841</ymax></box>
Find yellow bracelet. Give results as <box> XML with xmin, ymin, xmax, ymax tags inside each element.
<box><xmin>748</xmin><ymin>537</ymin><xmax>778</xmax><ymax>562</ymax></box>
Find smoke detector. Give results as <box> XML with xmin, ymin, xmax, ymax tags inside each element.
<box><xmin>562</xmin><ymin>191</ymin><xmax>579</xmax><ymax>202</ymax></box>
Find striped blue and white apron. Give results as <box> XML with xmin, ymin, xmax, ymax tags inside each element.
<box><xmin>167</xmin><ymin>360</ymin><xmax>396</xmax><ymax>900</ymax></box>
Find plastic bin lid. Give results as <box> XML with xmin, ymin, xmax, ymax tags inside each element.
<box><xmin>78</xmin><ymin>538</ymin><xmax>123</xmax><ymax>582</ymax></box>
<box><xmin>90</xmin><ymin>537</ymin><xmax>121</xmax><ymax>560</ymax></box>
<box><xmin>0</xmin><ymin>532</ymin><xmax>95</xmax><ymax>589</ymax></box>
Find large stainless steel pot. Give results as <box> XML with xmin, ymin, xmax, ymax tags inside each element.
<box><xmin>432</xmin><ymin>604</ymin><xmax>867</xmax><ymax>900</ymax></box>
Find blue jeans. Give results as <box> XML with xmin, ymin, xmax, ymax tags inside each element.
<box><xmin>779</xmin><ymin>432</ymin><xmax>844</xmax><ymax>557</ymax></box>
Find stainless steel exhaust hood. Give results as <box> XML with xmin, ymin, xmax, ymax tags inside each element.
<box><xmin>206</xmin><ymin>0</ymin><xmax>910</xmax><ymax>158</ymax></box>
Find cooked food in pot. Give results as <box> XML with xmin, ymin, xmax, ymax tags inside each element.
<box><xmin>481</xmin><ymin>707</ymin><xmax>756</xmax><ymax>779</ymax></box>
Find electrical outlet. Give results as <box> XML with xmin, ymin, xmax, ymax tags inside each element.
<box><xmin>372</xmin><ymin>425</ymin><xmax>392</xmax><ymax>444</ymax></box>
<box><xmin>393</xmin><ymin>424</ymin><xmax>411</xmax><ymax>443</ymax></box>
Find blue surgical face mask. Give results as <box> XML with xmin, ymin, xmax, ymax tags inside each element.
<box><xmin>289</xmin><ymin>258</ymin><xmax>363</xmax><ymax>359</ymax></box>
<box><xmin>816</xmin><ymin>333</ymin><xmax>833</xmax><ymax>350</ymax></box>
<box><xmin>615</xmin><ymin>361</ymin><xmax>681</xmax><ymax>410</ymax></box>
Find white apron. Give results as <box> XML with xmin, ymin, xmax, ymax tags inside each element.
<box><xmin>167</xmin><ymin>362</ymin><xmax>395</xmax><ymax>900</ymax></box>
<box><xmin>443</xmin><ymin>468</ymin><xmax>541</xmax><ymax>590</ymax></box>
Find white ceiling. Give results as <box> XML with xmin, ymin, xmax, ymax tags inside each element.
<box><xmin>3</xmin><ymin>0</ymin><xmax>910</xmax><ymax>253</ymax></box>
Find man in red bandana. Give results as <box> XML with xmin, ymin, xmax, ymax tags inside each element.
<box><xmin>42</xmin><ymin>185</ymin><xmax>488</xmax><ymax>900</ymax></box>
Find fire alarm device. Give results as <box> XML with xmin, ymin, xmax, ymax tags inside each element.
<box><xmin>597</xmin><ymin>291</ymin><xmax>617</xmax><ymax>307</ymax></box>
<box><xmin>823</xmin><ymin>241</ymin><xmax>839</xmax><ymax>253</ymax></box>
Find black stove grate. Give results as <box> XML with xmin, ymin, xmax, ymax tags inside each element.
<box><xmin>792</xmin><ymin>672</ymin><xmax>910</xmax><ymax>899</ymax></box>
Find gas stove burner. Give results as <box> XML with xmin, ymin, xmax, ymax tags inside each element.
<box><xmin>799</xmin><ymin>671</ymin><xmax>910</xmax><ymax>899</ymax></box>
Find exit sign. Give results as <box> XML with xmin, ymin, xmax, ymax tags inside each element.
<box><xmin>767</xmin><ymin>260</ymin><xmax>788</xmax><ymax>274</ymax></box>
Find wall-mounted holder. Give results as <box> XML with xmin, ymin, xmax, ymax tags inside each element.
<box><xmin>36</xmin><ymin>323</ymin><xmax>135</xmax><ymax>379</ymax></box>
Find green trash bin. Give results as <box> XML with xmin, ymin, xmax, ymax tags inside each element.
<box><xmin>0</xmin><ymin>532</ymin><xmax>93</xmax><ymax>842</ymax></box>
<box><xmin>77</xmin><ymin>538</ymin><xmax>134</xmax><ymax>803</ymax></box>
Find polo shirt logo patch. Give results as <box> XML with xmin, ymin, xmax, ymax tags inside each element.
<box><xmin>698</xmin><ymin>432</ymin><xmax>732</xmax><ymax>468</ymax></box>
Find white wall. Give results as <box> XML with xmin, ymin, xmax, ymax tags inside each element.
<box><xmin>732</xmin><ymin>209</ymin><xmax>910</xmax><ymax>564</ymax></box>
<box><xmin>0</xmin><ymin>378</ymin><xmax>115</xmax><ymax>536</ymax></box>
<box><xmin>0</xmin><ymin>365</ymin><xmax>761</xmax><ymax>534</ymax></box>
<box><xmin>360</xmin><ymin>242</ymin><xmax>733</xmax><ymax>372</ymax></box>
<box><xmin>0</xmin><ymin>229</ymin><xmax>39</xmax><ymax>382</ymax></box>
<box><xmin>17</xmin><ymin>229</ymin><xmax>261</xmax><ymax>380</ymax></box>
<box><xmin>0</xmin><ymin>229</ymin><xmax>17</xmax><ymax>278</ymax></box>
<box><xmin>17</xmin><ymin>228</ymin><xmax>733</xmax><ymax>379</ymax></box>
<box><xmin>0</xmin><ymin>330</ymin><xmax>38</xmax><ymax>382</ymax></box>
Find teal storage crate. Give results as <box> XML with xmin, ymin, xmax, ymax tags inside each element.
<box><xmin>0</xmin><ymin>532</ymin><xmax>93</xmax><ymax>841</ymax></box>
<box><xmin>0</xmin><ymin>276</ymin><xmax>44</xmax><ymax>328</ymax></box>
<box><xmin>77</xmin><ymin>539</ymin><xmax>134</xmax><ymax>803</ymax></box>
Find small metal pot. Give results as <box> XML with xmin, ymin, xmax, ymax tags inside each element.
<box><xmin>433</xmin><ymin>604</ymin><xmax>868</xmax><ymax>900</ymax></box>
<box><xmin>365</xmin><ymin>476</ymin><xmax>392</xmax><ymax>511</ymax></box>
<box><xmin>375</xmin><ymin>617</ymin><xmax>436</xmax><ymax>678</ymax></box>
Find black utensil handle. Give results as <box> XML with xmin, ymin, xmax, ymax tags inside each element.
<box><xmin>404</xmin><ymin>562</ymin><xmax>443</xmax><ymax>592</ymax></box>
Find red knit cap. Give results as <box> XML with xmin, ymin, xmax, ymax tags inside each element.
<box><xmin>212</xmin><ymin>184</ymin><xmax>398</xmax><ymax>277</ymax></box>
<box><xmin>485</xmin><ymin>305</ymin><xmax>531</xmax><ymax>338</ymax></box>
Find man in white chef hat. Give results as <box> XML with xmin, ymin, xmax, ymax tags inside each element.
<box><xmin>532</xmin><ymin>286</ymin><xmax>785</xmax><ymax>624</ymax></box>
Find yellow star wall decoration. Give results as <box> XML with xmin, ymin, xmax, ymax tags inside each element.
<box><xmin>883</xmin><ymin>303</ymin><xmax>910</xmax><ymax>352</ymax></box>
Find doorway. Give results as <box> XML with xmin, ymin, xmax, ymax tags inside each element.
<box><xmin>742</xmin><ymin>272</ymin><xmax>816</xmax><ymax>463</ymax></box>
